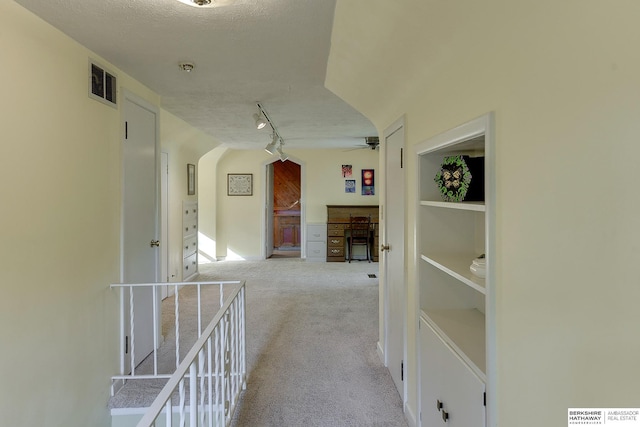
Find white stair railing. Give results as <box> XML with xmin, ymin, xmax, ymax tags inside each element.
<box><xmin>136</xmin><ymin>282</ymin><xmax>246</xmax><ymax>427</ymax></box>
<box><xmin>110</xmin><ymin>280</ymin><xmax>243</xmax><ymax>389</ymax></box>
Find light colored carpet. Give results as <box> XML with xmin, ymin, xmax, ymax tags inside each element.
<box><xmin>111</xmin><ymin>259</ymin><xmax>407</xmax><ymax>427</ymax></box>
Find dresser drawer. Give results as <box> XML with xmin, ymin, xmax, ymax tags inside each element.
<box><xmin>327</xmin><ymin>246</ymin><xmax>344</xmax><ymax>257</ymax></box>
<box><xmin>183</xmin><ymin>203</ymin><xmax>198</xmax><ymax>221</ymax></box>
<box><xmin>307</xmin><ymin>241</ymin><xmax>326</xmax><ymax>259</ymax></box>
<box><xmin>183</xmin><ymin>235</ymin><xmax>197</xmax><ymax>258</ymax></box>
<box><xmin>183</xmin><ymin>253</ymin><xmax>198</xmax><ymax>280</ymax></box>
<box><xmin>307</xmin><ymin>224</ymin><xmax>326</xmax><ymax>242</ymax></box>
<box><xmin>328</xmin><ymin>229</ymin><xmax>344</xmax><ymax>237</ymax></box>
<box><xmin>327</xmin><ymin>236</ymin><xmax>344</xmax><ymax>247</ymax></box>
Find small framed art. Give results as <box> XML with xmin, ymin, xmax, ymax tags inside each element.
<box><xmin>187</xmin><ymin>164</ymin><xmax>196</xmax><ymax>195</ymax></box>
<box><xmin>227</xmin><ymin>173</ymin><xmax>253</xmax><ymax>196</ymax></box>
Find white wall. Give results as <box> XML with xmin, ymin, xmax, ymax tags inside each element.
<box><xmin>0</xmin><ymin>3</ymin><xmax>218</xmax><ymax>425</ymax></box>
<box><xmin>199</xmin><ymin>147</ymin><xmax>379</xmax><ymax>260</ymax></box>
<box><xmin>327</xmin><ymin>0</ymin><xmax>640</xmax><ymax>425</ymax></box>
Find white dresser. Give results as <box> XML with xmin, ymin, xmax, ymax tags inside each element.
<box><xmin>182</xmin><ymin>201</ymin><xmax>198</xmax><ymax>280</ymax></box>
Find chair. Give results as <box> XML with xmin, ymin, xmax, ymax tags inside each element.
<box><xmin>348</xmin><ymin>214</ymin><xmax>372</xmax><ymax>263</ymax></box>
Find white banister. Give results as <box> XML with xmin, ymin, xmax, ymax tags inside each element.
<box><xmin>133</xmin><ymin>283</ymin><xmax>246</xmax><ymax>427</ymax></box>
<box><xmin>110</xmin><ymin>280</ymin><xmax>246</xmax><ymax>426</ymax></box>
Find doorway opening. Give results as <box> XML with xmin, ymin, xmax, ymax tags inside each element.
<box><xmin>270</xmin><ymin>160</ymin><xmax>301</xmax><ymax>258</ymax></box>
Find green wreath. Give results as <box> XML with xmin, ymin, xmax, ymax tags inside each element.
<box><xmin>434</xmin><ymin>155</ymin><xmax>473</xmax><ymax>202</ymax></box>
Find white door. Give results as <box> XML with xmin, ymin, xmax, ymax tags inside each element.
<box><xmin>265</xmin><ymin>162</ymin><xmax>275</xmax><ymax>258</ymax></box>
<box><xmin>122</xmin><ymin>94</ymin><xmax>159</xmax><ymax>373</ymax></box>
<box><xmin>383</xmin><ymin>118</ymin><xmax>406</xmax><ymax>399</ymax></box>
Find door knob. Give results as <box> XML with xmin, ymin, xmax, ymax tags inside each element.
<box><xmin>380</xmin><ymin>244</ymin><xmax>390</xmax><ymax>252</ymax></box>
<box><xmin>150</xmin><ymin>240</ymin><xmax>160</xmax><ymax>247</ymax></box>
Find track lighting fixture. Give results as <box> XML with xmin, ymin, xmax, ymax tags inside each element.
<box><xmin>255</xmin><ymin>102</ymin><xmax>289</xmax><ymax>161</ymax></box>
<box><xmin>277</xmin><ymin>142</ymin><xmax>289</xmax><ymax>162</ymax></box>
<box><xmin>264</xmin><ymin>134</ymin><xmax>278</xmax><ymax>155</ymax></box>
<box><xmin>254</xmin><ymin>113</ymin><xmax>267</xmax><ymax>130</ymax></box>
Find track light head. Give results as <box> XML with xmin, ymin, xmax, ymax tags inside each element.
<box><xmin>264</xmin><ymin>140</ymin><xmax>277</xmax><ymax>154</ymax></box>
<box><xmin>277</xmin><ymin>142</ymin><xmax>289</xmax><ymax>162</ymax></box>
<box><xmin>254</xmin><ymin>113</ymin><xmax>267</xmax><ymax>130</ymax></box>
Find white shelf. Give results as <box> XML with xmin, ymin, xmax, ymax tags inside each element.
<box><xmin>421</xmin><ymin>309</ymin><xmax>486</xmax><ymax>379</ymax></box>
<box><xmin>421</xmin><ymin>253</ymin><xmax>486</xmax><ymax>294</ymax></box>
<box><xmin>420</xmin><ymin>200</ymin><xmax>485</xmax><ymax>212</ymax></box>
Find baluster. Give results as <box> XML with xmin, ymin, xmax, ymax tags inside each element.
<box><xmin>190</xmin><ymin>362</ymin><xmax>197</xmax><ymax>427</ymax></box>
<box><xmin>175</xmin><ymin>285</ymin><xmax>180</xmax><ymax>368</ymax></box>
<box><xmin>207</xmin><ymin>335</ymin><xmax>214</xmax><ymax>427</ymax></box>
<box><xmin>152</xmin><ymin>285</ymin><xmax>158</xmax><ymax>376</ymax></box>
<box><xmin>165</xmin><ymin>400</ymin><xmax>172</xmax><ymax>427</ymax></box>
<box><xmin>130</xmin><ymin>286</ymin><xmax>135</xmax><ymax>376</ymax></box>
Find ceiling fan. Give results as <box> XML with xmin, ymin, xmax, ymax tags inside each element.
<box><xmin>345</xmin><ymin>136</ymin><xmax>380</xmax><ymax>151</ymax></box>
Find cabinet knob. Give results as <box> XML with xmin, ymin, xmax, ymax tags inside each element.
<box><xmin>442</xmin><ymin>410</ymin><xmax>449</xmax><ymax>422</ymax></box>
<box><xmin>436</xmin><ymin>400</ymin><xmax>443</xmax><ymax>411</ymax></box>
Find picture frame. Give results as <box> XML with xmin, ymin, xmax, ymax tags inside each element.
<box><xmin>227</xmin><ymin>173</ymin><xmax>253</xmax><ymax>196</ymax></box>
<box><xmin>187</xmin><ymin>164</ymin><xmax>196</xmax><ymax>195</ymax></box>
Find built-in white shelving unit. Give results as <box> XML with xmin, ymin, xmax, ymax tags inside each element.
<box><xmin>416</xmin><ymin>113</ymin><xmax>494</xmax><ymax>427</ymax></box>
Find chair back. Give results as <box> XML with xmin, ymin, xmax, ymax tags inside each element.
<box><xmin>350</xmin><ymin>215</ymin><xmax>371</xmax><ymax>239</ymax></box>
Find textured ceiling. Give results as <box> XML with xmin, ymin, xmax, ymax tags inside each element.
<box><xmin>15</xmin><ymin>0</ymin><xmax>376</xmax><ymax>150</ymax></box>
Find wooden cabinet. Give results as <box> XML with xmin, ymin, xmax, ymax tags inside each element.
<box><xmin>326</xmin><ymin>205</ymin><xmax>379</xmax><ymax>262</ymax></box>
<box><xmin>415</xmin><ymin>114</ymin><xmax>493</xmax><ymax>426</ymax></box>
<box><xmin>274</xmin><ymin>209</ymin><xmax>300</xmax><ymax>249</ymax></box>
<box><xmin>182</xmin><ymin>201</ymin><xmax>198</xmax><ymax>280</ymax></box>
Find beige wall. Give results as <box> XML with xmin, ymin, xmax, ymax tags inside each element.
<box><xmin>0</xmin><ymin>2</ymin><xmax>217</xmax><ymax>426</ymax></box>
<box><xmin>328</xmin><ymin>0</ymin><xmax>640</xmax><ymax>425</ymax></box>
<box><xmin>199</xmin><ymin>147</ymin><xmax>379</xmax><ymax>260</ymax></box>
<box><xmin>160</xmin><ymin>110</ymin><xmax>219</xmax><ymax>279</ymax></box>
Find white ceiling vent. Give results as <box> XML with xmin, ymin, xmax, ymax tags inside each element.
<box><xmin>89</xmin><ymin>60</ymin><xmax>117</xmax><ymax>108</ymax></box>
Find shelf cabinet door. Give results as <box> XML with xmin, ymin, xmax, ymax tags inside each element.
<box><xmin>420</xmin><ymin>318</ymin><xmax>485</xmax><ymax>427</ymax></box>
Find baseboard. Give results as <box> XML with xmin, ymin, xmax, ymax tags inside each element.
<box><xmin>376</xmin><ymin>341</ymin><xmax>384</xmax><ymax>363</ymax></box>
<box><xmin>405</xmin><ymin>402</ymin><xmax>418</xmax><ymax>427</ymax></box>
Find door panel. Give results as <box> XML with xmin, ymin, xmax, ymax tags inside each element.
<box><xmin>384</xmin><ymin>121</ymin><xmax>406</xmax><ymax>398</ymax></box>
<box><xmin>122</xmin><ymin>96</ymin><xmax>159</xmax><ymax>373</ymax></box>
<box><xmin>420</xmin><ymin>319</ymin><xmax>485</xmax><ymax>427</ymax></box>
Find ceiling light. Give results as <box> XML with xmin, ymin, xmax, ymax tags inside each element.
<box><xmin>176</xmin><ymin>0</ymin><xmax>215</xmax><ymax>8</ymax></box>
<box><xmin>265</xmin><ymin>135</ymin><xmax>278</xmax><ymax>154</ymax></box>
<box><xmin>277</xmin><ymin>142</ymin><xmax>289</xmax><ymax>162</ymax></box>
<box><xmin>254</xmin><ymin>113</ymin><xmax>267</xmax><ymax>130</ymax></box>
<box><xmin>179</xmin><ymin>62</ymin><xmax>194</xmax><ymax>72</ymax></box>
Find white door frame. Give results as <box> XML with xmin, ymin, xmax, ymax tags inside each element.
<box><xmin>382</xmin><ymin>116</ymin><xmax>407</xmax><ymax>403</ymax></box>
<box><xmin>261</xmin><ymin>156</ymin><xmax>306</xmax><ymax>260</ymax></box>
<box><xmin>161</xmin><ymin>151</ymin><xmax>169</xmax><ymax>297</ymax></box>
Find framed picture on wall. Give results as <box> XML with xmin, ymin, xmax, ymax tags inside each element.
<box><xmin>228</xmin><ymin>173</ymin><xmax>253</xmax><ymax>196</ymax></box>
<box><xmin>362</xmin><ymin>169</ymin><xmax>375</xmax><ymax>195</ymax></box>
<box><xmin>187</xmin><ymin>164</ymin><xmax>196</xmax><ymax>195</ymax></box>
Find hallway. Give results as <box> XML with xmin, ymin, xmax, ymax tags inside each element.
<box><xmin>197</xmin><ymin>259</ymin><xmax>406</xmax><ymax>427</ymax></box>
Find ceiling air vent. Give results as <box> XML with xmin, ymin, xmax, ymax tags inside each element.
<box><xmin>89</xmin><ymin>60</ymin><xmax>117</xmax><ymax>107</ymax></box>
